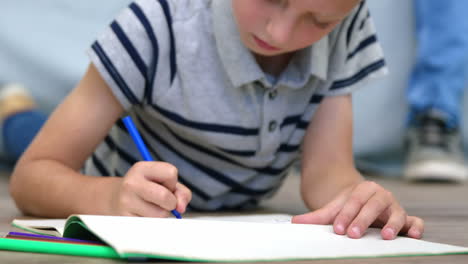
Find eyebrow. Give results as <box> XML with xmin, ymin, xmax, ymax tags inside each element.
<box><xmin>310</xmin><ymin>12</ymin><xmax>345</xmax><ymax>24</ymax></box>
<box><xmin>297</xmin><ymin>0</ymin><xmax>352</xmax><ymax>22</ymax></box>
<box><xmin>314</xmin><ymin>11</ymin><xmax>348</xmax><ymax>21</ymax></box>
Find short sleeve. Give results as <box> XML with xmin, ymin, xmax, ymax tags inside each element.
<box><xmin>326</xmin><ymin>1</ymin><xmax>388</xmax><ymax>96</ymax></box>
<box><xmin>87</xmin><ymin>0</ymin><xmax>176</xmax><ymax>110</ymax></box>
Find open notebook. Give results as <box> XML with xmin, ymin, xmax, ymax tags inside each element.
<box><xmin>9</xmin><ymin>214</ymin><xmax>468</xmax><ymax>261</ymax></box>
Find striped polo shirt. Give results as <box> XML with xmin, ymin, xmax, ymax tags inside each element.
<box><xmin>85</xmin><ymin>0</ymin><xmax>387</xmax><ymax>211</ymax></box>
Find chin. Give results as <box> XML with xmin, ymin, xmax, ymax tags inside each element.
<box><xmin>249</xmin><ymin>46</ymin><xmax>284</xmax><ymax>57</ymax></box>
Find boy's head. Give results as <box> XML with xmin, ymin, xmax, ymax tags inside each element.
<box><xmin>232</xmin><ymin>0</ymin><xmax>361</xmax><ymax>57</ymax></box>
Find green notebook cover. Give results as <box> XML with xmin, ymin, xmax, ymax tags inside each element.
<box><xmin>0</xmin><ymin>238</ymin><xmax>120</xmax><ymax>259</ymax></box>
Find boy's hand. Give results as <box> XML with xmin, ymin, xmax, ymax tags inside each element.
<box><xmin>108</xmin><ymin>161</ymin><xmax>191</xmax><ymax>217</ymax></box>
<box><xmin>291</xmin><ymin>181</ymin><xmax>424</xmax><ymax>240</ymax></box>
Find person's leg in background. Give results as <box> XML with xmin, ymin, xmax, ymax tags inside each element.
<box><xmin>0</xmin><ymin>84</ymin><xmax>47</xmax><ymax>163</ymax></box>
<box><xmin>404</xmin><ymin>0</ymin><xmax>468</xmax><ymax>182</ymax></box>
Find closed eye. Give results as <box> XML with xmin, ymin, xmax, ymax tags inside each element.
<box><xmin>305</xmin><ymin>15</ymin><xmax>334</xmax><ymax>29</ymax></box>
<box><xmin>265</xmin><ymin>0</ymin><xmax>287</xmax><ymax>7</ymax></box>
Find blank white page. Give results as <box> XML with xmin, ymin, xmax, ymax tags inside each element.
<box><xmin>12</xmin><ymin>219</ymin><xmax>66</xmax><ymax>236</ymax></box>
<box><xmin>190</xmin><ymin>214</ymin><xmax>292</xmax><ymax>223</ymax></box>
<box><xmin>76</xmin><ymin>215</ymin><xmax>468</xmax><ymax>262</ymax></box>
<box><xmin>11</xmin><ymin>214</ymin><xmax>290</xmax><ymax>237</ymax></box>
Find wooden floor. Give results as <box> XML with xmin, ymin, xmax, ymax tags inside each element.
<box><xmin>0</xmin><ymin>168</ymin><xmax>467</xmax><ymax>263</ymax></box>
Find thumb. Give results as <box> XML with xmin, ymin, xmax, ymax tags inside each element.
<box><xmin>292</xmin><ymin>195</ymin><xmax>347</xmax><ymax>225</ymax></box>
<box><xmin>174</xmin><ymin>183</ymin><xmax>192</xmax><ymax>213</ymax></box>
<box><xmin>292</xmin><ymin>207</ymin><xmax>336</xmax><ymax>225</ymax></box>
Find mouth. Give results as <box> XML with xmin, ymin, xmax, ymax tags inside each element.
<box><xmin>252</xmin><ymin>35</ymin><xmax>281</xmax><ymax>52</ymax></box>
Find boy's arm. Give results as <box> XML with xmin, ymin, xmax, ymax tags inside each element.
<box><xmin>10</xmin><ymin>64</ymin><xmax>124</xmax><ymax>217</ymax></box>
<box><xmin>294</xmin><ymin>95</ymin><xmax>424</xmax><ymax>240</ymax></box>
<box><xmin>299</xmin><ymin>95</ymin><xmax>362</xmax><ymax>210</ymax></box>
<box><xmin>9</xmin><ymin>64</ymin><xmax>191</xmax><ymax>218</ymax></box>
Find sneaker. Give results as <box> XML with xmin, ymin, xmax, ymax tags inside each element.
<box><xmin>0</xmin><ymin>83</ymin><xmax>37</xmax><ymax>163</ymax></box>
<box><xmin>0</xmin><ymin>83</ymin><xmax>37</xmax><ymax>121</ymax></box>
<box><xmin>403</xmin><ymin>112</ymin><xmax>468</xmax><ymax>183</ymax></box>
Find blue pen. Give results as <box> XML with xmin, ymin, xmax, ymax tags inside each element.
<box><xmin>122</xmin><ymin>115</ymin><xmax>182</xmax><ymax>219</ymax></box>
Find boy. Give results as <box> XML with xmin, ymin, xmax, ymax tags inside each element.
<box><xmin>10</xmin><ymin>0</ymin><xmax>424</xmax><ymax>240</ymax></box>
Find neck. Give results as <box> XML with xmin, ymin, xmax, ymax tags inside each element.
<box><xmin>253</xmin><ymin>52</ymin><xmax>295</xmax><ymax>77</ymax></box>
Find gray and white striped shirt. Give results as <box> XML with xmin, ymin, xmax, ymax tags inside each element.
<box><xmin>85</xmin><ymin>0</ymin><xmax>387</xmax><ymax>211</ymax></box>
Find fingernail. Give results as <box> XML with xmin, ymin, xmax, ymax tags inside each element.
<box><xmin>335</xmin><ymin>224</ymin><xmax>345</xmax><ymax>234</ymax></box>
<box><xmin>385</xmin><ymin>228</ymin><xmax>395</xmax><ymax>238</ymax></box>
<box><xmin>291</xmin><ymin>215</ymin><xmax>302</xmax><ymax>223</ymax></box>
<box><xmin>410</xmin><ymin>229</ymin><xmax>421</xmax><ymax>238</ymax></box>
<box><xmin>351</xmin><ymin>226</ymin><xmax>361</xmax><ymax>237</ymax></box>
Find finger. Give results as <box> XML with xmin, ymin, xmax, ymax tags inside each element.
<box><xmin>136</xmin><ymin>181</ymin><xmax>178</xmax><ymax>211</ymax></box>
<box><xmin>117</xmin><ymin>193</ymin><xmax>169</xmax><ymax>217</ymax></box>
<box><xmin>130</xmin><ymin>196</ymin><xmax>171</xmax><ymax>218</ymax></box>
<box><xmin>346</xmin><ymin>191</ymin><xmax>393</xmax><ymax>239</ymax></box>
<box><xmin>131</xmin><ymin>161</ymin><xmax>179</xmax><ymax>192</ymax></box>
<box><xmin>399</xmin><ymin>216</ymin><xmax>425</xmax><ymax>239</ymax></box>
<box><xmin>379</xmin><ymin>204</ymin><xmax>407</xmax><ymax>240</ymax></box>
<box><xmin>121</xmin><ymin>211</ymin><xmax>139</xmax><ymax>217</ymax></box>
<box><xmin>333</xmin><ymin>182</ymin><xmax>379</xmax><ymax>235</ymax></box>
<box><xmin>292</xmin><ymin>191</ymin><xmax>349</xmax><ymax>225</ymax></box>
<box><xmin>174</xmin><ymin>182</ymin><xmax>192</xmax><ymax>213</ymax></box>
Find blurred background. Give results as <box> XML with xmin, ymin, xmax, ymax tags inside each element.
<box><xmin>0</xmin><ymin>0</ymin><xmax>467</xmax><ymax>177</ymax></box>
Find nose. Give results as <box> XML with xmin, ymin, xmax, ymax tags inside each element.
<box><xmin>266</xmin><ymin>14</ymin><xmax>295</xmax><ymax>46</ymax></box>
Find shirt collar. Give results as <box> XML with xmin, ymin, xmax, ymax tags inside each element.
<box><xmin>279</xmin><ymin>38</ymin><xmax>329</xmax><ymax>89</ymax></box>
<box><xmin>212</xmin><ymin>0</ymin><xmax>329</xmax><ymax>89</ymax></box>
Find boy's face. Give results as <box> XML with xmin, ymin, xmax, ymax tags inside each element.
<box><xmin>232</xmin><ymin>0</ymin><xmax>360</xmax><ymax>56</ymax></box>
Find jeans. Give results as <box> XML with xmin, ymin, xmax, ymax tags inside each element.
<box><xmin>2</xmin><ymin>111</ymin><xmax>46</xmax><ymax>160</ymax></box>
<box><xmin>407</xmin><ymin>0</ymin><xmax>468</xmax><ymax>128</ymax></box>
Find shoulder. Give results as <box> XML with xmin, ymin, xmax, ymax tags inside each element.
<box><xmin>322</xmin><ymin>1</ymin><xmax>387</xmax><ymax>93</ymax></box>
<box><xmin>325</xmin><ymin>0</ymin><xmax>383</xmax><ymax>69</ymax></box>
<box><xmin>329</xmin><ymin>1</ymin><xmax>374</xmax><ymax>49</ymax></box>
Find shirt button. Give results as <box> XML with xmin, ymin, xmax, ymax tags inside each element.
<box><xmin>254</xmin><ymin>81</ymin><xmax>264</xmax><ymax>88</ymax></box>
<box><xmin>268</xmin><ymin>121</ymin><xmax>278</xmax><ymax>132</ymax></box>
<box><xmin>268</xmin><ymin>90</ymin><xmax>278</xmax><ymax>100</ymax></box>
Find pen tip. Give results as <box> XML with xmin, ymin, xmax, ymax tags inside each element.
<box><xmin>172</xmin><ymin>210</ymin><xmax>182</xmax><ymax>219</ymax></box>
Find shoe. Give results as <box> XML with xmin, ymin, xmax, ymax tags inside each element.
<box><xmin>0</xmin><ymin>83</ymin><xmax>36</xmax><ymax>122</ymax></box>
<box><xmin>403</xmin><ymin>111</ymin><xmax>468</xmax><ymax>183</ymax></box>
<box><xmin>0</xmin><ymin>83</ymin><xmax>37</xmax><ymax>163</ymax></box>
